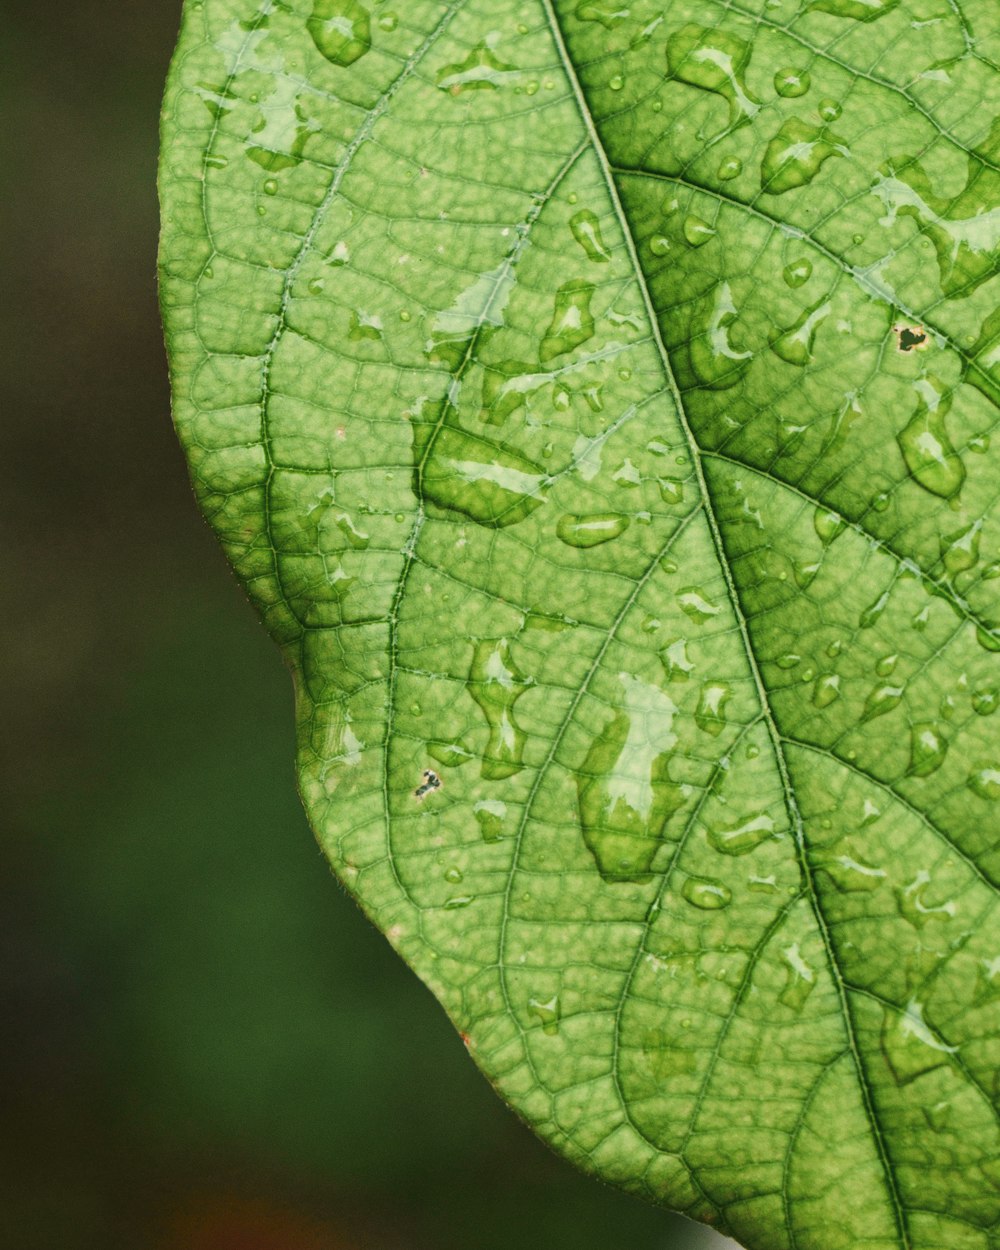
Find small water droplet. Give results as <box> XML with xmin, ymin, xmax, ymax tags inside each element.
<box><xmin>783</xmin><ymin>258</ymin><xmax>813</xmax><ymax>288</ymax></box>
<box><xmin>427</xmin><ymin>740</ymin><xmax>475</xmax><ymax>768</ymax></box>
<box><xmin>307</xmin><ymin>277</ymin><xmax>325</xmax><ymax>295</ymax></box>
<box><xmin>682</xmin><ymin>876</ymin><xmax>732</xmax><ymax>909</ymax></box>
<box><xmin>436</xmin><ymin>42</ymin><xmax>520</xmax><ymax>92</ymax></box>
<box><xmin>659</xmin><ymin>638</ymin><xmax>695</xmax><ymax>682</ymax></box>
<box><xmin>378</xmin><ymin>11</ymin><xmax>398</xmax><ymax>30</ymax></box>
<box><xmin>658</xmin><ymin>477</ymin><xmax>685</xmax><ymax>505</ymax></box>
<box><xmin>718</xmin><ymin>155</ymin><xmax>743</xmax><ymax>181</ymax></box>
<box><xmin>875</xmin><ymin>654</ymin><xmax>898</xmax><ymax>677</ymax></box>
<box><xmin>780</xmin><ymin>943</ymin><xmax>816</xmax><ymax>1010</ymax></box>
<box><xmin>822</xmin><ymin>852</ymin><xmax>886</xmax><ymax>893</ymax></box>
<box><xmin>774</xmin><ymin>68</ymin><xmax>810</xmax><ymax>97</ymax></box>
<box><xmin>649</xmin><ymin>234</ymin><xmax>671</xmax><ymax>256</ymax></box>
<box><xmin>540</xmin><ymin>281</ymin><xmax>596</xmax><ymax>361</ymax></box>
<box><xmin>860</xmin><ymin>587</ymin><xmax>891</xmax><ymax>629</ymax></box>
<box><xmin>443</xmin><ymin>894</ymin><xmax>474</xmax><ymax>910</ymax></box>
<box><xmin>444</xmin><ymin>866</ymin><xmax>464</xmax><ymax>884</ymax></box>
<box><xmin>813</xmin><ymin>507</ymin><xmax>844</xmax><ymax>544</ymax></box>
<box><xmin>776</xmin><ymin>653</ymin><xmax>801</xmax><ymax>670</ymax></box>
<box><xmin>818</xmin><ymin>97</ymin><xmax>842</xmax><ymax>121</ymax></box>
<box><xmin>812</xmin><ymin>673</ymin><xmax>841</xmax><ymax>707</ymax></box>
<box><xmin>609</xmin><ymin>73</ymin><xmax>624</xmax><ymax>91</ymax></box>
<box><xmin>881</xmin><ymin>998</ymin><xmax>958</xmax><ymax>1087</ymax></box>
<box><xmin>940</xmin><ymin>519</ymin><xmax>982</xmax><ymax>576</ymax></box>
<box><xmin>972</xmin><ymin>686</ymin><xmax>999</xmax><ymax>716</ymax></box>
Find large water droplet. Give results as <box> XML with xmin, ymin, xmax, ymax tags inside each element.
<box><xmin>308</xmin><ymin>0</ymin><xmax>371</xmax><ymax>67</ymax></box>
<box><xmin>972</xmin><ymin>686</ymin><xmax>999</xmax><ymax>716</ymax></box>
<box><xmin>665</xmin><ymin>23</ymin><xmax>760</xmax><ymax>126</ymax></box>
<box><xmin>467</xmin><ymin>638</ymin><xmax>533</xmax><ymax>780</ymax></box>
<box><xmin>569</xmin><ymin>209</ymin><xmax>612</xmax><ymax>263</ymax></box>
<box><xmin>707</xmin><ymin>811</ymin><xmax>777</xmax><ymax>856</ymax></box>
<box><xmin>907</xmin><ymin>722</ymin><xmax>948</xmax><ymax>777</ymax></box>
<box><xmin>761</xmin><ymin>117</ymin><xmax>847</xmax><ymax>195</ymax></box>
<box><xmin>897</xmin><ymin>377</ymin><xmax>965</xmax><ymax>499</ymax></box>
<box><xmin>881</xmin><ymin>999</ymin><xmax>958</xmax><ymax>1086</ymax></box>
<box><xmin>577</xmin><ymin>674</ymin><xmax>683</xmax><ymax>880</ymax></box>
<box><xmin>677</xmin><ymin>587</ymin><xmax>721</xmax><ymax>625</ymax></box>
<box><xmin>659</xmin><ymin>638</ymin><xmax>695</xmax><ymax>682</ymax></box>
<box><xmin>695</xmin><ymin>681</ymin><xmax>732</xmax><ymax>735</ymax></box>
<box><xmin>689</xmin><ymin>282</ymin><xmax>753</xmax><ymax>390</ymax></box>
<box><xmin>681</xmin><ymin>875</ymin><xmax>732</xmax><ymax>909</ymax></box>
<box><xmin>808</xmin><ymin>0</ymin><xmax>898</xmax><ymax>18</ymax></box>
<box><xmin>436</xmin><ymin>42</ymin><xmax>519</xmax><ymax>92</ymax></box>
<box><xmin>474</xmin><ymin>798</ymin><xmax>507</xmax><ymax>842</ymax></box>
<box><xmin>412</xmin><ymin>399</ymin><xmax>549</xmax><ymax>527</ymax></box>
<box><xmin>814</xmin><ymin>506</ymin><xmax>845</xmax><ymax>544</ymax></box>
<box><xmin>861</xmin><ymin>683</ymin><xmax>903</xmax><ymax>723</ymax></box>
<box><xmin>527</xmin><ymin>994</ymin><xmax>560</xmax><ymax>1035</ymax></box>
<box><xmin>770</xmin><ymin>298</ymin><xmax>832</xmax><ymax>366</ymax></box>
<box><xmin>822</xmin><ymin>852</ymin><xmax>886</xmax><ymax>893</ymax></box>
<box><xmin>783</xmin><ymin>258</ymin><xmax>813</xmax><ymax>288</ymax></box>
<box><xmin>540</xmin><ymin>281</ymin><xmax>596</xmax><ymax>362</ymax></box>
<box><xmin>940</xmin><ymin>519</ymin><xmax>981</xmax><ymax>576</ymax></box>
<box><xmin>780</xmin><ymin>943</ymin><xmax>816</xmax><ymax>1011</ymax></box>
<box><xmin>556</xmin><ymin>512</ymin><xmax>629</xmax><ymax>548</ymax></box>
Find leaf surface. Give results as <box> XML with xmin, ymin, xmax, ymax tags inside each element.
<box><xmin>159</xmin><ymin>2</ymin><xmax>1000</xmax><ymax>1245</ymax></box>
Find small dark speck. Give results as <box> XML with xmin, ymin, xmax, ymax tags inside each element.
<box><xmin>414</xmin><ymin>769</ymin><xmax>442</xmax><ymax>800</ymax></box>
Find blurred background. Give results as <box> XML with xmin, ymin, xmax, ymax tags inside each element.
<box><xmin>3</xmin><ymin>3</ymin><xmax>741</xmax><ymax>1247</ymax></box>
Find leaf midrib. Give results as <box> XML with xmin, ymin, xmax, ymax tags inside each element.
<box><xmin>542</xmin><ymin>0</ymin><xmax>913</xmax><ymax>1241</ymax></box>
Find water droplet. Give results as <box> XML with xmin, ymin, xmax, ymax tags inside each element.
<box><xmin>972</xmin><ymin>686</ymin><xmax>999</xmax><ymax>716</ymax></box>
<box><xmin>682</xmin><ymin>876</ymin><xmax>732</xmax><ymax>909</ymax></box>
<box><xmin>874</xmin><ymin>653</ymin><xmax>898</xmax><ymax>677</ymax></box>
<box><xmin>940</xmin><ymin>519</ymin><xmax>982</xmax><ymax>576</ymax></box>
<box><xmin>822</xmin><ymin>852</ymin><xmax>886</xmax><ymax>893</ymax></box>
<box><xmin>474</xmin><ymin>798</ymin><xmax>507</xmax><ymax>842</ymax></box>
<box><xmin>443</xmin><ymin>894</ymin><xmax>474</xmax><ymax>910</ymax></box>
<box><xmin>718</xmin><ymin>155</ymin><xmax>743</xmax><ymax>181</ymax></box>
<box><xmin>677</xmin><ymin>587</ymin><xmax>721</xmax><ymax>625</ymax></box>
<box><xmin>412</xmin><ymin>398</ymin><xmax>548</xmax><ymax>528</ymax></box>
<box><xmin>436</xmin><ymin>42</ymin><xmax>519</xmax><ymax>92</ymax></box>
<box><xmin>575</xmin><ymin>0</ymin><xmax>631</xmax><ymax>26</ymax></box>
<box><xmin>205</xmin><ymin>153</ymin><xmax>228</xmax><ymax>170</ymax></box>
<box><xmin>774</xmin><ymin>68</ymin><xmax>810</xmax><ymax>97</ymax></box>
<box><xmin>683</xmin><ymin>215</ymin><xmax>716</xmax><ymax>247</ymax></box>
<box><xmin>812</xmin><ymin>673</ymin><xmax>841</xmax><ymax>707</ymax></box>
<box><xmin>771</xmin><ymin>297</ymin><xmax>832</xmax><ymax>366</ymax></box>
<box><xmin>968</xmin><ymin>764</ymin><xmax>1000</xmax><ymax>800</ymax></box>
<box><xmin>665</xmin><ymin>23</ymin><xmax>760</xmax><ymax>126</ymax></box>
<box><xmin>907</xmin><ymin>722</ymin><xmax>948</xmax><ymax>777</ymax></box>
<box><xmin>695</xmin><ymin>681</ymin><xmax>732</xmax><ymax>735</ymax></box>
<box><xmin>871</xmin><ymin>158</ymin><xmax>1000</xmax><ymax>299</ymax></box>
<box><xmin>861</xmin><ymin>683</ymin><xmax>903</xmax><ymax>723</ymax></box>
<box><xmin>659</xmin><ymin>638</ymin><xmax>695</xmax><ymax>682</ymax></box>
<box><xmin>689</xmin><ymin>282</ymin><xmax>753</xmax><ymax>390</ymax></box>
<box><xmin>897</xmin><ymin>377</ymin><xmax>964</xmax><ymax>499</ymax></box>
<box><xmin>527</xmin><ymin>994</ymin><xmax>560</xmax><ymax>1035</ymax></box>
<box><xmin>378</xmin><ymin>11</ymin><xmax>398</xmax><ymax>31</ymax></box>
<box><xmin>577</xmin><ymin>674</ymin><xmax>683</xmax><ymax>880</ymax></box>
<box><xmin>782</xmin><ymin>258</ymin><xmax>813</xmax><ymax>288</ymax></box>
<box><xmin>859</xmin><ymin>587</ymin><xmax>891</xmax><ymax>629</ymax></box>
<box><xmin>658</xmin><ymin>477</ymin><xmax>685</xmax><ymax>505</ymax></box>
<box><xmin>569</xmin><ymin>209</ymin><xmax>611</xmax><ymax>263</ymax></box>
<box><xmin>881</xmin><ymin>998</ymin><xmax>957</xmax><ymax>1087</ymax></box>
<box><xmin>540</xmin><ymin>281</ymin><xmax>595</xmax><ymax>362</ymax></box>
<box><xmin>761</xmin><ymin>117</ymin><xmax>847</xmax><ymax>195</ymax></box>
<box><xmin>349</xmin><ymin>310</ymin><xmax>383</xmax><ymax>342</ymax></box>
<box><xmin>818</xmin><ymin>97</ymin><xmax>842</xmax><ymax>121</ymax></box>
<box><xmin>556</xmin><ymin>512</ymin><xmax>629</xmax><ymax>548</ymax></box>
<box><xmin>776</xmin><ymin>653</ymin><xmax>801</xmax><ymax>670</ymax></box>
<box><xmin>609</xmin><ymin>73</ymin><xmax>624</xmax><ymax>91</ymax></box>
<box><xmin>707</xmin><ymin>811</ymin><xmax>777</xmax><ymax>856</ymax></box>
<box><xmin>649</xmin><ymin>234</ymin><xmax>671</xmax><ymax>256</ymax></box>
<box><xmin>427</xmin><ymin>740</ymin><xmax>475</xmax><ymax>768</ymax></box>
<box><xmin>813</xmin><ymin>506</ymin><xmax>845</xmax><ymax>544</ymax></box>
<box><xmin>444</xmin><ymin>866</ymin><xmax>464</xmax><ymax>884</ymax></box>
<box><xmin>467</xmin><ymin>638</ymin><xmax>533</xmax><ymax>779</ymax></box>
<box><xmin>808</xmin><ymin>0</ymin><xmax>899</xmax><ymax>17</ymax></box>
<box><xmin>976</xmin><ymin>626</ymin><xmax>1000</xmax><ymax>652</ymax></box>
<box><xmin>308</xmin><ymin>0</ymin><xmax>371</xmax><ymax>67</ymax></box>
<box><xmin>780</xmin><ymin>943</ymin><xmax>816</xmax><ymax>1011</ymax></box>
<box><xmin>307</xmin><ymin>277</ymin><xmax>325</xmax><ymax>296</ymax></box>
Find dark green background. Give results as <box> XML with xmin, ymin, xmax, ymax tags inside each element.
<box><xmin>3</xmin><ymin>3</ymin><xmax>737</xmax><ymax>1246</ymax></box>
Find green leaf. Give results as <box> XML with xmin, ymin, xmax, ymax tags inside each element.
<box><xmin>159</xmin><ymin>1</ymin><xmax>1000</xmax><ymax>1245</ymax></box>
